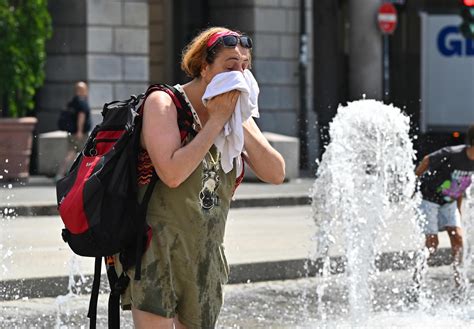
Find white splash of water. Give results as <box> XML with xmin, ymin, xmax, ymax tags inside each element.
<box><xmin>0</xmin><ymin>244</ymin><xmax>13</xmax><ymax>279</ymax></box>
<box><xmin>311</xmin><ymin>99</ymin><xmax>425</xmax><ymax>324</ymax></box>
<box><xmin>1</xmin><ymin>179</ymin><xmax>17</xmax><ymax>299</ymax></box>
<box><xmin>54</xmin><ymin>254</ymin><xmax>88</xmax><ymax>328</ymax></box>
<box><xmin>0</xmin><ymin>183</ymin><xmax>16</xmax><ymax>299</ymax></box>
<box><xmin>458</xmin><ymin>192</ymin><xmax>474</xmax><ymax>298</ymax></box>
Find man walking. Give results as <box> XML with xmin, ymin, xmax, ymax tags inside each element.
<box><xmin>416</xmin><ymin>124</ymin><xmax>474</xmax><ymax>288</ymax></box>
<box><xmin>56</xmin><ymin>81</ymin><xmax>91</xmax><ymax>181</ymax></box>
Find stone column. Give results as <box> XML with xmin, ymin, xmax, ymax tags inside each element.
<box><xmin>87</xmin><ymin>0</ymin><xmax>149</xmax><ymax>126</ymax></box>
<box><xmin>149</xmin><ymin>0</ymin><xmax>173</xmax><ymax>84</ymax></box>
<box><xmin>207</xmin><ymin>0</ymin><xmax>314</xmax><ymax>173</ymax></box>
<box><xmin>348</xmin><ymin>0</ymin><xmax>382</xmax><ymax>100</ymax></box>
<box><xmin>38</xmin><ymin>0</ymin><xmax>150</xmax><ymax>133</ymax></box>
<box><xmin>37</xmin><ymin>0</ymin><xmax>88</xmax><ymax>133</ymax></box>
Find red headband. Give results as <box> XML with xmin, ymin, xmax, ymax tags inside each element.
<box><xmin>206</xmin><ymin>31</ymin><xmax>240</xmax><ymax>48</ymax></box>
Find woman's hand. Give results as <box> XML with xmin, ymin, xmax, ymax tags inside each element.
<box><xmin>206</xmin><ymin>90</ymin><xmax>240</xmax><ymax>125</ymax></box>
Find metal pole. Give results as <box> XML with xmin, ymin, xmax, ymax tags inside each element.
<box><xmin>383</xmin><ymin>34</ymin><xmax>390</xmax><ymax>102</ymax></box>
<box><xmin>313</xmin><ymin>0</ymin><xmax>340</xmax><ymax>160</ymax></box>
<box><xmin>299</xmin><ymin>0</ymin><xmax>308</xmax><ymax>170</ymax></box>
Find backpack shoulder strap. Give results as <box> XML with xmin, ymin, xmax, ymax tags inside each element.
<box><xmin>140</xmin><ymin>84</ymin><xmax>196</xmax><ymax>141</ymax></box>
<box><xmin>87</xmin><ymin>257</ymin><xmax>102</xmax><ymax>329</ymax></box>
<box><xmin>132</xmin><ymin>84</ymin><xmax>196</xmax><ymax>282</ymax></box>
<box><xmin>88</xmin><ymin>85</ymin><xmax>197</xmax><ymax>328</ymax></box>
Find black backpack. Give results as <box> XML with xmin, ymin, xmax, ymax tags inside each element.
<box><xmin>57</xmin><ymin>104</ymin><xmax>76</xmax><ymax>133</ymax></box>
<box><xmin>55</xmin><ymin>84</ymin><xmax>194</xmax><ymax>328</ymax></box>
<box><xmin>57</xmin><ymin>97</ymin><xmax>92</xmax><ymax>133</ymax></box>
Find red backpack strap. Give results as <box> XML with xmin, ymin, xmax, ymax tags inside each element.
<box><xmin>136</xmin><ymin>84</ymin><xmax>196</xmax><ymax>186</ymax></box>
<box><xmin>232</xmin><ymin>155</ymin><xmax>246</xmax><ymax>195</ymax></box>
<box><xmin>139</xmin><ymin>84</ymin><xmax>195</xmax><ymax>142</ymax></box>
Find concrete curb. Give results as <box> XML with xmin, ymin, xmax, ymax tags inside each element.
<box><xmin>1</xmin><ymin>195</ymin><xmax>312</xmax><ymax>218</ymax></box>
<box><xmin>0</xmin><ymin>248</ymin><xmax>452</xmax><ymax>301</ymax></box>
<box><xmin>231</xmin><ymin>195</ymin><xmax>311</xmax><ymax>208</ymax></box>
<box><xmin>2</xmin><ymin>204</ymin><xmax>59</xmax><ymax>217</ymax></box>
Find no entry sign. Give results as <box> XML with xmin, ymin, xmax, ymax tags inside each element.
<box><xmin>378</xmin><ymin>3</ymin><xmax>398</xmax><ymax>34</ymax></box>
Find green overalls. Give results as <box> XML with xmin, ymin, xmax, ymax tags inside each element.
<box><xmin>115</xmin><ymin>144</ymin><xmax>235</xmax><ymax>329</ymax></box>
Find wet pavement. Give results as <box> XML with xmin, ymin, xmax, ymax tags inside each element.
<box><xmin>1</xmin><ymin>265</ymin><xmax>473</xmax><ymax>328</ymax></box>
<box><xmin>0</xmin><ymin>205</ymin><xmax>456</xmax><ymax>301</ymax></box>
<box><xmin>2</xmin><ymin>176</ymin><xmax>474</xmax><ymax>328</ymax></box>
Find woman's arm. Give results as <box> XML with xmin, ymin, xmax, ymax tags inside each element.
<box><xmin>242</xmin><ymin>118</ymin><xmax>285</xmax><ymax>184</ymax></box>
<box><xmin>142</xmin><ymin>90</ymin><xmax>238</xmax><ymax>188</ymax></box>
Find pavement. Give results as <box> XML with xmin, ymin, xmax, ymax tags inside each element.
<box><xmin>1</xmin><ymin>266</ymin><xmax>469</xmax><ymax>328</ymax></box>
<box><xmin>0</xmin><ymin>176</ymin><xmax>312</xmax><ymax>216</ymax></box>
<box><xmin>0</xmin><ymin>175</ymin><xmax>458</xmax><ymax>301</ymax></box>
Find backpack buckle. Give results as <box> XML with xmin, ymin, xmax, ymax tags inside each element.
<box><xmin>111</xmin><ymin>273</ymin><xmax>130</xmax><ymax>296</ymax></box>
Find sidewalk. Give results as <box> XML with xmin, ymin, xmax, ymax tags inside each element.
<box><xmin>0</xmin><ymin>176</ymin><xmax>456</xmax><ymax>301</ymax></box>
<box><xmin>0</xmin><ymin>176</ymin><xmax>313</xmax><ymax>216</ymax></box>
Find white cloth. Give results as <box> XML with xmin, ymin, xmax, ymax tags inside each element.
<box><xmin>202</xmin><ymin>69</ymin><xmax>260</xmax><ymax>173</ymax></box>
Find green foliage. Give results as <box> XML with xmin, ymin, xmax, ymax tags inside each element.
<box><xmin>0</xmin><ymin>0</ymin><xmax>52</xmax><ymax>117</ymax></box>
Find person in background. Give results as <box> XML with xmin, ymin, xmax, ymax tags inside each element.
<box><xmin>55</xmin><ymin>81</ymin><xmax>91</xmax><ymax>181</ymax></box>
<box><xmin>114</xmin><ymin>27</ymin><xmax>285</xmax><ymax>329</ymax></box>
<box><xmin>415</xmin><ymin>123</ymin><xmax>474</xmax><ymax>288</ymax></box>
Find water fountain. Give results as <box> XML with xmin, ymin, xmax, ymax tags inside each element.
<box><xmin>310</xmin><ymin>99</ymin><xmax>474</xmax><ymax>327</ymax></box>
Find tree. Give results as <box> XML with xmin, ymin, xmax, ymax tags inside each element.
<box><xmin>0</xmin><ymin>0</ymin><xmax>52</xmax><ymax>117</ymax></box>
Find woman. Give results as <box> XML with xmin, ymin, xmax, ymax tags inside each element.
<box><xmin>122</xmin><ymin>27</ymin><xmax>285</xmax><ymax>328</ymax></box>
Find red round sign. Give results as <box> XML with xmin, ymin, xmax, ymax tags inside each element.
<box><xmin>377</xmin><ymin>3</ymin><xmax>398</xmax><ymax>34</ymax></box>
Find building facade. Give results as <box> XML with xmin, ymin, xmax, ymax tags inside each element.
<box><xmin>38</xmin><ymin>0</ymin><xmax>471</xmax><ymax>174</ymax></box>
<box><xmin>38</xmin><ymin>0</ymin><xmax>317</xmax><ymax>170</ymax></box>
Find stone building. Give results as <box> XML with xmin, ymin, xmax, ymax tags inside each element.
<box><xmin>37</xmin><ymin>0</ymin><xmax>316</xmax><ymax>171</ymax></box>
<box><xmin>36</xmin><ymin>0</ymin><xmax>472</xmax><ymax>175</ymax></box>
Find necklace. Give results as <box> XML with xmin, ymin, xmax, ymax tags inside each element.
<box><xmin>207</xmin><ymin>149</ymin><xmax>221</xmax><ymax>166</ymax></box>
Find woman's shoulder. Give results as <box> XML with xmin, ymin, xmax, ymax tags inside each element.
<box><xmin>144</xmin><ymin>88</ymin><xmax>177</xmax><ymax>114</ymax></box>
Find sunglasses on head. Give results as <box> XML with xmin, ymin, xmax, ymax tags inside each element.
<box><xmin>207</xmin><ymin>34</ymin><xmax>253</xmax><ymax>53</ymax></box>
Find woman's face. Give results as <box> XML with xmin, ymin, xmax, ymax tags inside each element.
<box><xmin>201</xmin><ymin>45</ymin><xmax>251</xmax><ymax>84</ymax></box>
